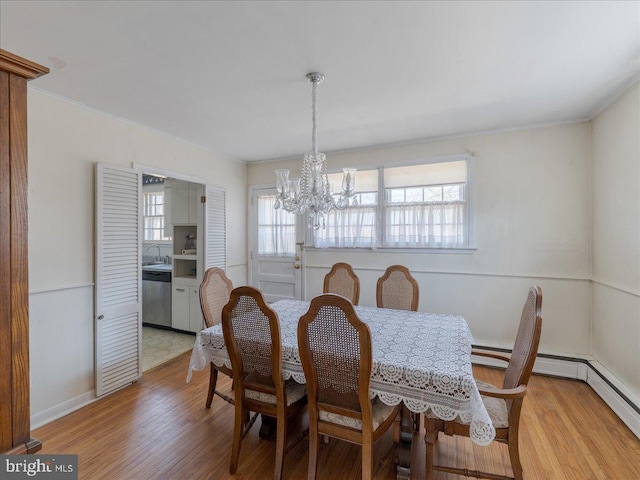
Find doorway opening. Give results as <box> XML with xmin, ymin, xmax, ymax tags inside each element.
<box><xmin>141</xmin><ymin>173</ymin><xmax>205</xmax><ymax>372</ymax></box>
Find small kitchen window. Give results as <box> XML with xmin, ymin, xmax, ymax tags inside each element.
<box><xmin>143</xmin><ymin>191</ymin><xmax>171</xmax><ymax>241</ymax></box>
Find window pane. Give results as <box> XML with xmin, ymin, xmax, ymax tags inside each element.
<box><xmin>387</xmin><ymin>189</ymin><xmax>405</xmax><ymax>203</ymax></box>
<box><xmin>443</xmin><ymin>185</ymin><xmax>463</xmax><ymax>201</ymax></box>
<box><xmin>257</xmin><ymin>195</ymin><xmax>296</xmax><ymax>256</ymax></box>
<box><xmin>424</xmin><ymin>186</ymin><xmax>442</xmax><ymax>202</ymax></box>
<box><xmin>143</xmin><ymin>191</ymin><xmax>171</xmax><ymax>242</ymax></box>
<box><xmin>358</xmin><ymin>192</ymin><xmax>378</xmax><ymax>205</ymax></box>
<box><xmin>405</xmin><ymin>187</ymin><xmax>423</xmax><ymax>203</ymax></box>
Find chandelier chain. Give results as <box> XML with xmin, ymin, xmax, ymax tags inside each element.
<box><xmin>311</xmin><ymin>78</ymin><xmax>318</xmax><ymax>156</ymax></box>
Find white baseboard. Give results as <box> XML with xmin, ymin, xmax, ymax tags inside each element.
<box><xmin>32</xmin><ymin>354</ymin><xmax>639</xmax><ymax>441</ymax></box>
<box><xmin>586</xmin><ymin>362</ymin><xmax>640</xmax><ymax>439</ymax></box>
<box><xmin>472</xmin><ymin>350</ymin><xmax>640</xmax><ymax>440</ymax></box>
<box><xmin>31</xmin><ymin>390</ymin><xmax>97</xmax><ymax>430</ymax></box>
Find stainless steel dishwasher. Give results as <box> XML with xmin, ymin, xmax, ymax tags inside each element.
<box><xmin>142</xmin><ymin>269</ymin><xmax>172</xmax><ymax>327</ymax></box>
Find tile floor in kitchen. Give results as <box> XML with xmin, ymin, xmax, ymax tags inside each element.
<box><xmin>142</xmin><ymin>326</ymin><xmax>195</xmax><ymax>372</ymax></box>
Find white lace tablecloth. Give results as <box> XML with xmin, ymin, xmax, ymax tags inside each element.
<box><xmin>187</xmin><ymin>299</ymin><xmax>495</xmax><ymax>445</ymax></box>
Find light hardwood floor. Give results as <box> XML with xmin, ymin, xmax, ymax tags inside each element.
<box><xmin>33</xmin><ymin>352</ymin><xmax>640</xmax><ymax>479</ymax></box>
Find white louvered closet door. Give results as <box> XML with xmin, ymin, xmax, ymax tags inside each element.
<box><xmin>95</xmin><ymin>163</ymin><xmax>142</xmax><ymax>397</ymax></box>
<box><xmin>205</xmin><ymin>186</ymin><xmax>226</xmax><ymax>270</ymax></box>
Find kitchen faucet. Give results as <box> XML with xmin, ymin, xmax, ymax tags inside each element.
<box><xmin>145</xmin><ymin>244</ymin><xmax>162</xmax><ymax>263</ymax></box>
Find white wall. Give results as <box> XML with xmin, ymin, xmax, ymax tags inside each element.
<box><xmin>27</xmin><ymin>79</ymin><xmax>638</xmax><ymax>423</ymax></box>
<box><xmin>27</xmin><ymin>89</ymin><xmax>247</xmax><ymax>419</ymax></box>
<box><xmin>249</xmin><ymin>123</ymin><xmax>593</xmax><ymax>355</ymax></box>
<box><xmin>591</xmin><ymin>82</ymin><xmax>640</xmax><ymax>398</ymax></box>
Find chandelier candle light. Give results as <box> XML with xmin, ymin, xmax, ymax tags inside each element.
<box><xmin>274</xmin><ymin>72</ymin><xmax>357</xmax><ymax>229</ymax></box>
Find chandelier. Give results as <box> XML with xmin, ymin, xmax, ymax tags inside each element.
<box><xmin>274</xmin><ymin>72</ymin><xmax>357</xmax><ymax>229</ymax></box>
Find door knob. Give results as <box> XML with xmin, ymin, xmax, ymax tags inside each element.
<box><xmin>294</xmin><ymin>264</ymin><xmax>301</xmax><ymax>269</ymax></box>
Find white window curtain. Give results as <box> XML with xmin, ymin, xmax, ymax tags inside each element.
<box><xmin>383</xmin><ymin>161</ymin><xmax>468</xmax><ymax>248</ymax></box>
<box><xmin>307</xmin><ymin>158</ymin><xmax>472</xmax><ymax>250</ymax></box>
<box><xmin>257</xmin><ymin>195</ymin><xmax>296</xmax><ymax>257</ymax></box>
<box><xmin>312</xmin><ymin>168</ymin><xmax>378</xmax><ymax>248</ymax></box>
<box><xmin>385</xmin><ymin>199</ymin><xmax>466</xmax><ymax>248</ymax></box>
<box><xmin>312</xmin><ymin>205</ymin><xmax>377</xmax><ymax>248</ymax></box>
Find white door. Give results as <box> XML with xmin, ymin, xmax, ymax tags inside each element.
<box><xmin>249</xmin><ymin>187</ymin><xmax>303</xmax><ymax>302</ymax></box>
<box><xmin>95</xmin><ymin>163</ymin><xmax>142</xmax><ymax>397</ymax></box>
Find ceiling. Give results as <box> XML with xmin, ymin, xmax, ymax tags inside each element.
<box><xmin>1</xmin><ymin>1</ymin><xmax>639</xmax><ymax>162</ymax></box>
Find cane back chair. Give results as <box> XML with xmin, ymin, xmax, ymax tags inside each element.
<box><xmin>199</xmin><ymin>267</ymin><xmax>234</xmax><ymax>406</ymax></box>
<box><xmin>298</xmin><ymin>294</ymin><xmax>401</xmax><ymax>480</ymax></box>
<box><xmin>376</xmin><ymin>265</ymin><xmax>419</xmax><ymax>311</ymax></box>
<box><xmin>323</xmin><ymin>262</ymin><xmax>361</xmax><ymax>305</ymax></box>
<box><xmin>424</xmin><ymin>286</ymin><xmax>543</xmax><ymax>480</ymax></box>
<box><xmin>222</xmin><ymin>286</ymin><xmax>307</xmax><ymax>480</ymax></box>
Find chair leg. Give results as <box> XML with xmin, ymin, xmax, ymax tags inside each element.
<box><xmin>508</xmin><ymin>430</ymin><xmax>523</xmax><ymax>480</ymax></box>
<box><xmin>206</xmin><ymin>363</ymin><xmax>218</xmax><ymax>408</ymax></box>
<box><xmin>392</xmin><ymin>409</ymin><xmax>401</xmax><ymax>444</ymax></box>
<box><xmin>424</xmin><ymin>418</ymin><xmax>437</xmax><ymax>480</ymax></box>
<box><xmin>361</xmin><ymin>437</ymin><xmax>374</xmax><ymax>480</ymax></box>
<box><xmin>273</xmin><ymin>415</ymin><xmax>287</xmax><ymax>480</ymax></box>
<box><xmin>308</xmin><ymin>424</ymin><xmax>319</xmax><ymax>480</ymax></box>
<box><xmin>230</xmin><ymin>404</ymin><xmax>244</xmax><ymax>474</ymax></box>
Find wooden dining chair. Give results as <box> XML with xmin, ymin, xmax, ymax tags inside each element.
<box><xmin>376</xmin><ymin>265</ymin><xmax>419</xmax><ymax>311</ymax></box>
<box><xmin>199</xmin><ymin>267</ymin><xmax>234</xmax><ymax>407</ymax></box>
<box><xmin>298</xmin><ymin>294</ymin><xmax>401</xmax><ymax>480</ymax></box>
<box><xmin>323</xmin><ymin>262</ymin><xmax>360</xmax><ymax>305</ymax></box>
<box><xmin>222</xmin><ymin>286</ymin><xmax>307</xmax><ymax>480</ymax></box>
<box><xmin>424</xmin><ymin>286</ymin><xmax>543</xmax><ymax>480</ymax></box>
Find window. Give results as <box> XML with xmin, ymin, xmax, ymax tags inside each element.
<box><xmin>143</xmin><ymin>191</ymin><xmax>171</xmax><ymax>241</ymax></box>
<box><xmin>257</xmin><ymin>194</ymin><xmax>296</xmax><ymax>256</ymax></box>
<box><xmin>383</xmin><ymin>160</ymin><xmax>468</xmax><ymax>248</ymax></box>
<box><xmin>311</xmin><ymin>155</ymin><xmax>473</xmax><ymax>250</ymax></box>
<box><xmin>312</xmin><ymin>169</ymin><xmax>379</xmax><ymax>248</ymax></box>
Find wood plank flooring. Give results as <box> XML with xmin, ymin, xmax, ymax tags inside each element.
<box><xmin>32</xmin><ymin>352</ymin><xmax>640</xmax><ymax>479</ymax></box>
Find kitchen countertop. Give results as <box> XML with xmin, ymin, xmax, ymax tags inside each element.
<box><xmin>142</xmin><ymin>263</ymin><xmax>172</xmax><ymax>272</ymax></box>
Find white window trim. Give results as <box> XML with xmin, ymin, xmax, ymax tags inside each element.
<box><xmin>305</xmin><ymin>152</ymin><xmax>477</xmax><ymax>252</ymax></box>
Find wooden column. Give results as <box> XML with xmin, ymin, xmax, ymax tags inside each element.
<box><xmin>0</xmin><ymin>49</ymin><xmax>49</xmax><ymax>455</ymax></box>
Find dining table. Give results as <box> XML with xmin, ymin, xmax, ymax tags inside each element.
<box><xmin>187</xmin><ymin>298</ymin><xmax>495</xmax><ymax>479</ymax></box>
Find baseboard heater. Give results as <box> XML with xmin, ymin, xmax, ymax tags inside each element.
<box><xmin>472</xmin><ymin>345</ymin><xmax>640</xmax><ymax>439</ymax></box>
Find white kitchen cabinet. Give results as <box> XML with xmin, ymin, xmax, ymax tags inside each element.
<box><xmin>171</xmin><ymin>285</ymin><xmax>190</xmax><ymax>331</ymax></box>
<box><xmin>171</xmin><ymin>284</ymin><xmax>203</xmax><ymax>333</ymax></box>
<box><xmin>170</xmin><ymin>179</ymin><xmax>201</xmax><ymax>225</ymax></box>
